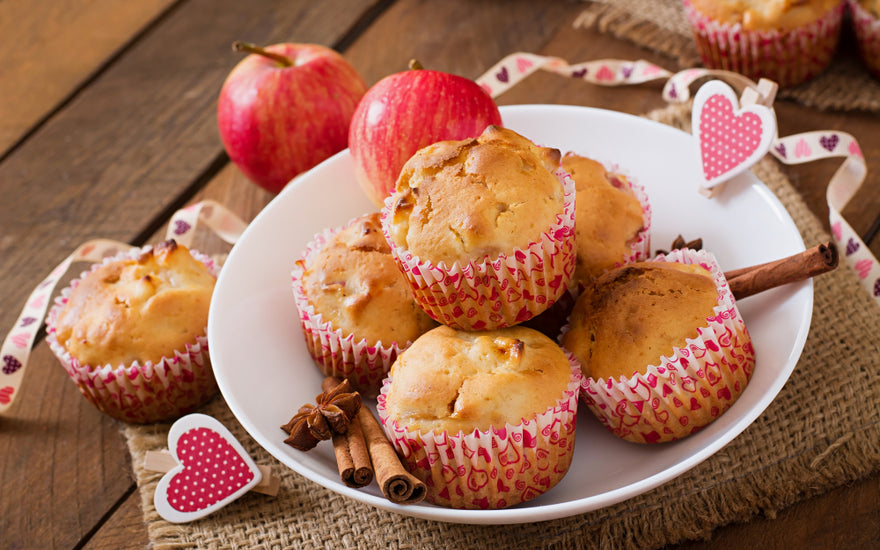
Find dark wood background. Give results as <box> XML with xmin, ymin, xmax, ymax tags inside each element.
<box><xmin>1</xmin><ymin>1</ymin><xmax>877</xmax><ymax>548</ymax></box>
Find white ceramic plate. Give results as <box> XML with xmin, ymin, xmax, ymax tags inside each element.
<box><xmin>208</xmin><ymin>105</ymin><xmax>813</xmax><ymax>525</ymax></box>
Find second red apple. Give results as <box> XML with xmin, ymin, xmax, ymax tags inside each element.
<box><xmin>348</xmin><ymin>63</ymin><xmax>503</xmax><ymax>207</ymax></box>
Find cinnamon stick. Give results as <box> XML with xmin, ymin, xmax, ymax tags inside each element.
<box><xmin>724</xmin><ymin>241</ymin><xmax>838</xmax><ymax>299</ymax></box>
<box><xmin>357</xmin><ymin>405</ymin><xmax>426</xmax><ymax>505</ymax></box>
<box><xmin>321</xmin><ymin>377</ymin><xmax>373</xmax><ymax>488</ymax></box>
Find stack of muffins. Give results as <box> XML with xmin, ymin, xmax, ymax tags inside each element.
<box><xmin>291</xmin><ymin>124</ymin><xmax>755</xmax><ymax>509</ymax></box>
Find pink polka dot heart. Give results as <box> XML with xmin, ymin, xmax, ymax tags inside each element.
<box><xmin>692</xmin><ymin>80</ymin><xmax>776</xmax><ymax>190</ymax></box>
<box><xmin>154</xmin><ymin>414</ymin><xmax>262</xmax><ymax>523</ymax></box>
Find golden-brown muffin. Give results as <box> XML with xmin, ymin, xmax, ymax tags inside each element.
<box><xmin>299</xmin><ymin>212</ymin><xmax>436</xmax><ymax>346</ymax></box>
<box><xmin>684</xmin><ymin>0</ymin><xmax>845</xmax><ymax>87</ymax></box>
<box><xmin>850</xmin><ymin>0</ymin><xmax>880</xmax><ymax>79</ymax></box>
<box><xmin>859</xmin><ymin>0</ymin><xmax>880</xmax><ymax>16</ymax></box>
<box><xmin>383</xmin><ymin>325</ymin><xmax>573</xmax><ymax>435</ymax></box>
<box><xmin>561</xmin><ymin>153</ymin><xmax>647</xmax><ymax>287</ymax></box>
<box><xmin>562</xmin><ymin>261</ymin><xmax>718</xmax><ymax>382</ymax></box>
<box><xmin>53</xmin><ymin>239</ymin><xmax>215</xmax><ymax>368</ymax></box>
<box><xmin>386</xmin><ymin>125</ymin><xmax>564</xmax><ymax>267</ymax></box>
<box><xmin>564</xmin><ymin>249</ymin><xmax>755</xmax><ymax>444</ymax></box>
<box><xmin>378</xmin><ymin>324</ymin><xmax>581</xmax><ymax>509</ymax></box>
<box><xmin>688</xmin><ymin>0</ymin><xmax>842</xmax><ymax>31</ymax></box>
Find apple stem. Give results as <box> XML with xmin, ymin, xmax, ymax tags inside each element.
<box><xmin>408</xmin><ymin>59</ymin><xmax>424</xmax><ymax>71</ymax></box>
<box><xmin>232</xmin><ymin>41</ymin><xmax>293</xmax><ymax>67</ymax></box>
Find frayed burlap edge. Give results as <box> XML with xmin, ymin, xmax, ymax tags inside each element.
<box><xmin>575</xmin><ymin>0</ymin><xmax>880</xmax><ymax>113</ymax></box>
<box><xmin>122</xmin><ymin>102</ymin><xmax>880</xmax><ymax>550</ymax></box>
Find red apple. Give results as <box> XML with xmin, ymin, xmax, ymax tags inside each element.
<box><xmin>218</xmin><ymin>42</ymin><xmax>367</xmax><ymax>194</ymax></box>
<box><xmin>348</xmin><ymin>61</ymin><xmax>503</xmax><ymax>207</ymax></box>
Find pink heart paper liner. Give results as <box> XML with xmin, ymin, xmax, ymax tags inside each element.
<box><xmin>691</xmin><ymin>80</ymin><xmax>776</xmax><ymax>190</ymax></box>
<box><xmin>153</xmin><ymin>413</ymin><xmax>262</xmax><ymax>523</ymax></box>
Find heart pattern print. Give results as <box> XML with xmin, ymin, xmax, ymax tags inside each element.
<box><xmin>699</xmin><ymin>95</ymin><xmax>762</xmax><ymax>180</ymax></box>
<box><xmin>769</xmin><ymin>131</ymin><xmax>880</xmax><ymax>305</ymax></box>
<box><xmin>691</xmin><ymin>80</ymin><xmax>776</xmax><ymax>190</ymax></box>
<box><xmin>475</xmin><ymin>52</ymin><xmax>672</xmax><ymax>99</ymax></box>
<box><xmin>154</xmin><ymin>414</ymin><xmax>262</xmax><ymax>523</ymax></box>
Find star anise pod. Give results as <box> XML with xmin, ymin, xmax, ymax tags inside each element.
<box><xmin>656</xmin><ymin>234</ymin><xmax>703</xmax><ymax>256</ymax></box>
<box><xmin>281</xmin><ymin>379</ymin><xmax>362</xmax><ymax>452</ymax></box>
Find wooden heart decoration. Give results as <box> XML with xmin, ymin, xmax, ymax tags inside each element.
<box><xmin>691</xmin><ymin>80</ymin><xmax>777</xmax><ymax>190</ymax></box>
<box><xmin>153</xmin><ymin>414</ymin><xmax>262</xmax><ymax>523</ymax></box>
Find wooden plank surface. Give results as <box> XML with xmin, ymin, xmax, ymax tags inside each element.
<box><xmin>3</xmin><ymin>0</ymin><xmax>880</xmax><ymax>549</ymax></box>
<box><xmin>0</xmin><ymin>0</ymin><xmax>379</xmax><ymax>357</ymax></box>
<box><xmin>0</xmin><ymin>0</ymin><xmax>178</xmax><ymax>157</ymax></box>
<box><xmin>674</xmin><ymin>471</ymin><xmax>880</xmax><ymax>549</ymax></box>
<box><xmin>0</xmin><ymin>1</ymin><xmax>382</xmax><ymax>548</ymax></box>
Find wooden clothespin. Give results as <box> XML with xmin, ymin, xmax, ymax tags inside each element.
<box><xmin>144</xmin><ymin>414</ymin><xmax>280</xmax><ymax>523</ymax></box>
<box><xmin>692</xmin><ymin>78</ymin><xmax>779</xmax><ymax>198</ymax></box>
<box><xmin>144</xmin><ymin>449</ymin><xmax>280</xmax><ymax>496</ymax></box>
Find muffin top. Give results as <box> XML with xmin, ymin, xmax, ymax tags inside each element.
<box><xmin>561</xmin><ymin>261</ymin><xmax>718</xmax><ymax>381</ymax></box>
<box><xmin>53</xmin><ymin>240</ymin><xmax>215</xmax><ymax>368</ymax></box>
<box><xmin>689</xmin><ymin>0</ymin><xmax>841</xmax><ymax>31</ymax></box>
<box><xmin>382</xmin><ymin>325</ymin><xmax>572</xmax><ymax>435</ymax></box>
<box><xmin>857</xmin><ymin>0</ymin><xmax>880</xmax><ymax>16</ymax></box>
<box><xmin>386</xmin><ymin>125</ymin><xmax>564</xmax><ymax>267</ymax></box>
<box><xmin>300</xmin><ymin>212</ymin><xmax>436</xmax><ymax>346</ymax></box>
<box><xmin>561</xmin><ymin>154</ymin><xmax>645</xmax><ymax>287</ymax></box>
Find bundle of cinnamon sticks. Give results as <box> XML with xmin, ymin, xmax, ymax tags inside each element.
<box><xmin>281</xmin><ymin>377</ymin><xmax>425</xmax><ymax>505</ymax></box>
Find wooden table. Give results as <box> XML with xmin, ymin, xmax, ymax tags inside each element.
<box><xmin>2</xmin><ymin>1</ymin><xmax>878</xmax><ymax>548</ymax></box>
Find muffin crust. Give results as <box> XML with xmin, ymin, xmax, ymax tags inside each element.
<box><xmin>301</xmin><ymin>212</ymin><xmax>436</xmax><ymax>346</ymax></box>
<box><xmin>387</xmin><ymin>125</ymin><xmax>564</xmax><ymax>266</ymax></box>
<box><xmin>562</xmin><ymin>261</ymin><xmax>718</xmax><ymax>381</ymax></box>
<box><xmin>561</xmin><ymin>153</ymin><xmax>645</xmax><ymax>286</ymax></box>
<box><xmin>54</xmin><ymin>240</ymin><xmax>215</xmax><ymax>368</ymax></box>
<box><xmin>383</xmin><ymin>325</ymin><xmax>572</xmax><ymax>434</ymax></box>
<box><xmin>689</xmin><ymin>0</ymin><xmax>841</xmax><ymax>31</ymax></box>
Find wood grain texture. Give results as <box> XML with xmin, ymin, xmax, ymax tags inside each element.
<box><xmin>671</xmin><ymin>472</ymin><xmax>880</xmax><ymax>550</ymax></box>
<box><xmin>0</xmin><ymin>0</ymin><xmax>178</xmax><ymax>157</ymax></box>
<box><xmin>343</xmin><ymin>0</ymin><xmax>575</xmax><ymax>83</ymax></box>
<box><xmin>4</xmin><ymin>0</ymin><xmax>880</xmax><ymax>548</ymax></box>
<box><xmin>0</xmin><ymin>1</ymin><xmax>380</xmax><ymax>548</ymax></box>
<box><xmin>0</xmin><ymin>345</ymin><xmax>134</xmax><ymax>550</ymax></box>
<box><xmin>0</xmin><ymin>0</ymin><xmax>378</xmax><ymax>364</ymax></box>
<box><xmin>81</xmin><ymin>491</ymin><xmax>148</xmax><ymax>550</ymax></box>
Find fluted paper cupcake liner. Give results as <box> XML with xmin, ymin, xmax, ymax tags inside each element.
<box><xmin>45</xmin><ymin>247</ymin><xmax>219</xmax><ymax>424</ymax></box>
<box><xmin>581</xmin><ymin>169</ymin><xmax>651</xmax><ymax>289</ymax></box>
<box><xmin>849</xmin><ymin>0</ymin><xmax>880</xmax><ymax>79</ymax></box>
<box><xmin>381</xmin><ymin>168</ymin><xmax>576</xmax><ymax>331</ymax></box>
<box><xmin>572</xmin><ymin>248</ymin><xmax>755</xmax><ymax>444</ymax></box>
<box><xmin>616</xmin><ymin>173</ymin><xmax>652</xmax><ymax>267</ymax></box>
<box><xmin>683</xmin><ymin>0</ymin><xmax>845</xmax><ymax>87</ymax></box>
<box><xmin>291</xmin><ymin>221</ymin><xmax>408</xmax><ymax>398</ymax></box>
<box><xmin>377</xmin><ymin>358</ymin><xmax>582</xmax><ymax>509</ymax></box>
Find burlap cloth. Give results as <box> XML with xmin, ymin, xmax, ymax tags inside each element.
<box><xmin>575</xmin><ymin>0</ymin><xmax>880</xmax><ymax>112</ymax></box>
<box><xmin>122</xmin><ymin>101</ymin><xmax>880</xmax><ymax>549</ymax></box>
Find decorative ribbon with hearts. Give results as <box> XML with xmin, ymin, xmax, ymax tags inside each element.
<box><xmin>0</xmin><ymin>200</ymin><xmax>248</xmax><ymax>415</ymax></box>
<box><xmin>476</xmin><ymin>52</ymin><xmax>880</xmax><ymax>306</ymax></box>
<box><xmin>769</xmin><ymin>132</ymin><xmax>879</xmax><ymax>299</ymax></box>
